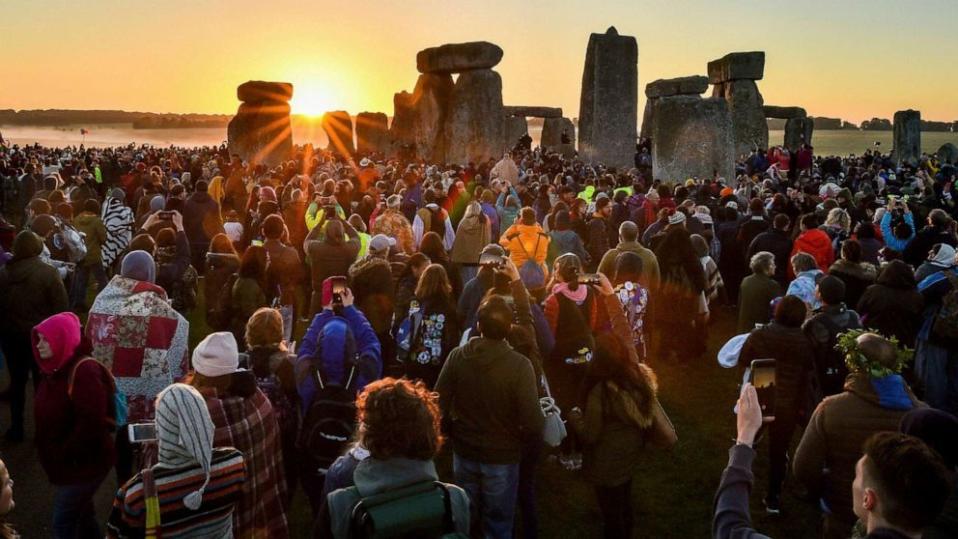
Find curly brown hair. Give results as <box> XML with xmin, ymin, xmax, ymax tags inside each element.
<box><xmin>357</xmin><ymin>377</ymin><xmax>444</xmax><ymax>460</ymax></box>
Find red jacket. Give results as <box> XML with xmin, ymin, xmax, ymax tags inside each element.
<box><xmin>789</xmin><ymin>229</ymin><xmax>834</xmax><ymax>279</ymax></box>
<box><xmin>33</xmin><ymin>313</ymin><xmax>115</xmax><ymax>485</ymax></box>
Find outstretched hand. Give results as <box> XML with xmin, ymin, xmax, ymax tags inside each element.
<box><xmin>736</xmin><ymin>384</ymin><xmax>770</xmax><ymax>447</ymax></box>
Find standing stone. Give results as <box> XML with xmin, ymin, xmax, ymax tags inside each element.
<box><xmin>578</xmin><ymin>27</ymin><xmax>638</xmax><ymax>168</ymax></box>
<box><xmin>642</xmin><ymin>75</ymin><xmax>708</xmax><ymax>141</ymax></box>
<box><xmin>713</xmin><ymin>80</ymin><xmax>768</xmax><ymax>157</ymax></box>
<box><xmin>227</xmin><ymin>80</ymin><xmax>293</xmax><ymax>166</ymax></box>
<box><xmin>784</xmin><ymin>117</ymin><xmax>814</xmax><ymax>152</ymax></box>
<box><xmin>541</xmin><ymin>117</ymin><xmax>576</xmax><ymax>155</ymax></box>
<box><xmin>389</xmin><ymin>73</ymin><xmax>454</xmax><ymax>161</ymax></box>
<box><xmin>443</xmin><ymin>69</ymin><xmax>505</xmax><ymax>165</ymax></box>
<box><xmin>651</xmin><ymin>96</ymin><xmax>734</xmax><ymax>182</ymax></box>
<box><xmin>937</xmin><ymin>142</ymin><xmax>958</xmax><ymax>165</ymax></box>
<box><xmin>356</xmin><ymin>112</ymin><xmax>389</xmax><ymax>155</ymax></box>
<box><xmin>503</xmin><ymin>115</ymin><xmax>528</xmax><ymax>151</ymax></box>
<box><xmin>893</xmin><ymin>110</ymin><xmax>921</xmax><ymax>166</ymax></box>
<box><xmin>416</xmin><ymin>42</ymin><xmax>503</xmax><ymax>73</ymax></box>
<box><xmin>321</xmin><ymin>111</ymin><xmax>355</xmax><ymax>156</ymax></box>
<box><xmin>640</xmin><ymin>100</ymin><xmax>653</xmax><ymax>141</ymax></box>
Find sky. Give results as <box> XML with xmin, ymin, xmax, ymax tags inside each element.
<box><xmin>3</xmin><ymin>0</ymin><xmax>957</xmax><ymax>125</ymax></box>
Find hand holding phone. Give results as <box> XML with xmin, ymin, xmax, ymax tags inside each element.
<box><xmin>748</xmin><ymin>359</ymin><xmax>776</xmax><ymax>421</ymax></box>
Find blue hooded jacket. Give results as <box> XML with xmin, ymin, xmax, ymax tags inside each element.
<box><xmin>296</xmin><ymin>306</ymin><xmax>381</xmax><ymax>412</ymax></box>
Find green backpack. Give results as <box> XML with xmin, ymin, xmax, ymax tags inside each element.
<box><xmin>348</xmin><ymin>480</ymin><xmax>467</xmax><ymax>539</ymax></box>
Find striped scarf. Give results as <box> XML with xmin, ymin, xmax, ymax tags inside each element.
<box><xmin>100</xmin><ymin>196</ymin><xmax>134</xmax><ymax>269</ymax></box>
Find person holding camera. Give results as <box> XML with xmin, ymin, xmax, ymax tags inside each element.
<box><xmin>542</xmin><ymin>254</ymin><xmax>609</xmax><ymax>471</ymax></box>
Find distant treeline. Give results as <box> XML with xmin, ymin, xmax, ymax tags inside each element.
<box><xmin>0</xmin><ymin>109</ymin><xmax>233</xmax><ymax>129</ymax></box>
<box><xmin>767</xmin><ymin>116</ymin><xmax>956</xmax><ymax>132</ymax></box>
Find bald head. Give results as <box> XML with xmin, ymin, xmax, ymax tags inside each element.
<box><xmin>857</xmin><ymin>333</ymin><xmax>897</xmax><ymax>369</ymax></box>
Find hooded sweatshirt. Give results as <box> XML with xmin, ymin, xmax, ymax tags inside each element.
<box><xmin>435</xmin><ymin>337</ymin><xmax>544</xmax><ymax>464</ymax></box>
<box><xmin>793</xmin><ymin>373</ymin><xmax>922</xmax><ymax>531</ymax></box>
<box><xmin>34</xmin><ymin>312</ymin><xmax>115</xmax><ymax>485</ymax></box>
<box><xmin>790</xmin><ymin>228</ymin><xmax>834</xmax><ymax>279</ymax></box>
<box><xmin>0</xmin><ymin>230</ymin><xmax>69</xmax><ymax>334</ymax></box>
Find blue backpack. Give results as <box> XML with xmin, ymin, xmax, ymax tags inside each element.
<box><xmin>299</xmin><ymin>317</ymin><xmax>359</xmax><ymax>473</ymax></box>
<box><xmin>513</xmin><ymin>234</ymin><xmax>546</xmax><ymax>289</ymax></box>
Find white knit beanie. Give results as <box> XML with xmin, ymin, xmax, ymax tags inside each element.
<box><xmin>192</xmin><ymin>332</ymin><xmax>239</xmax><ymax>377</ymax></box>
<box><xmin>155</xmin><ymin>384</ymin><xmax>215</xmax><ymax>510</ymax></box>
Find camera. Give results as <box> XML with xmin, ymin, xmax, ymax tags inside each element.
<box><xmin>330</xmin><ymin>276</ymin><xmax>348</xmax><ymax>305</ymax></box>
<box><xmin>577</xmin><ymin>273</ymin><xmax>602</xmax><ymax>286</ymax></box>
<box><xmin>479</xmin><ymin>252</ymin><xmax>506</xmax><ymax>269</ymax></box>
<box><xmin>158</xmin><ymin>211</ymin><xmax>174</xmax><ymax>220</ymax></box>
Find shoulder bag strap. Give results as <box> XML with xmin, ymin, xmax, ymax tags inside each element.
<box><xmin>142</xmin><ymin>467</ymin><xmax>161</xmax><ymax>538</ymax></box>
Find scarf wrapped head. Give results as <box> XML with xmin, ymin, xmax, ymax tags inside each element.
<box><xmin>155</xmin><ymin>383</ymin><xmax>215</xmax><ymax>510</ymax></box>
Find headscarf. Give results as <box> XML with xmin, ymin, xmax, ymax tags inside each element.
<box><xmin>155</xmin><ymin>384</ymin><xmax>215</xmax><ymax>510</ymax></box>
<box><xmin>929</xmin><ymin>244</ymin><xmax>957</xmax><ymax>268</ymax></box>
<box><xmin>120</xmin><ymin>250</ymin><xmax>156</xmax><ymax>283</ymax></box>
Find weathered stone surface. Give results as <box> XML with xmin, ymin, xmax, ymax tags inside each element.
<box><xmin>236</xmin><ymin>81</ymin><xmax>293</xmax><ymax>103</ymax></box>
<box><xmin>713</xmin><ymin>80</ymin><xmax>768</xmax><ymax>157</ymax></box>
<box><xmin>784</xmin><ymin>117</ymin><xmax>814</xmax><ymax>152</ymax></box>
<box><xmin>443</xmin><ymin>69</ymin><xmax>505</xmax><ymax>164</ymax></box>
<box><xmin>321</xmin><ymin>111</ymin><xmax>355</xmax><ymax>156</ymax></box>
<box><xmin>504</xmin><ymin>106</ymin><xmax>562</xmax><ymax>118</ymax></box>
<box><xmin>503</xmin><ymin>116</ymin><xmax>528</xmax><ymax>150</ymax></box>
<box><xmin>651</xmin><ymin>96</ymin><xmax>734</xmax><ymax>182</ymax></box>
<box><xmin>541</xmin><ymin>117</ymin><xmax>576</xmax><ymax>149</ymax></box>
<box><xmin>389</xmin><ymin>73</ymin><xmax>454</xmax><ymax>161</ymax></box>
<box><xmin>893</xmin><ymin>110</ymin><xmax>921</xmax><ymax>166</ymax></box>
<box><xmin>578</xmin><ymin>26</ymin><xmax>638</xmax><ymax>168</ymax></box>
<box><xmin>416</xmin><ymin>41</ymin><xmax>503</xmax><ymax>74</ymax></box>
<box><xmin>355</xmin><ymin>112</ymin><xmax>389</xmax><ymax>155</ymax></box>
<box><xmin>227</xmin><ymin>101</ymin><xmax>292</xmax><ymax>166</ymax></box>
<box><xmin>937</xmin><ymin>142</ymin><xmax>958</xmax><ymax>164</ymax></box>
<box><xmin>707</xmin><ymin>52</ymin><xmax>765</xmax><ymax>84</ymax></box>
<box><xmin>645</xmin><ymin>76</ymin><xmax>708</xmax><ymax>99</ymax></box>
<box><xmin>763</xmin><ymin>105</ymin><xmax>807</xmax><ymax>119</ymax></box>
<box><xmin>640</xmin><ymin>100</ymin><xmax>653</xmax><ymax>141</ymax></box>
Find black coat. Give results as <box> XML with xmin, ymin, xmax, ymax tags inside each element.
<box><xmin>856</xmin><ymin>261</ymin><xmax>924</xmax><ymax>346</ymax></box>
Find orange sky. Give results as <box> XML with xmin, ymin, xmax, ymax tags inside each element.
<box><xmin>3</xmin><ymin>0</ymin><xmax>957</xmax><ymax>125</ymax></box>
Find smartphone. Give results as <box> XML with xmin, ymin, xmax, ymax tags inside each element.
<box><xmin>128</xmin><ymin>422</ymin><xmax>157</xmax><ymax>443</ymax></box>
<box><xmin>577</xmin><ymin>273</ymin><xmax>602</xmax><ymax>286</ymax></box>
<box><xmin>330</xmin><ymin>276</ymin><xmax>347</xmax><ymax>304</ymax></box>
<box><xmin>749</xmin><ymin>359</ymin><xmax>776</xmax><ymax>419</ymax></box>
<box><xmin>479</xmin><ymin>252</ymin><xmax>505</xmax><ymax>269</ymax></box>
<box><xmin>158</xmin><ymin>211</ymin><xmax>174</xmax><ymax>220</ymax></box>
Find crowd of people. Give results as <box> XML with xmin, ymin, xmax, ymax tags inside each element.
<box><xmin>0</xmin><ymin>136</ymin><xmax>955</xmax><ymax>538</ymax></box>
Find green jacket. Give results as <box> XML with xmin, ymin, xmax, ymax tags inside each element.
<box><xmin>73</xmin><ymin>212</ymin><xmax>107</xmax><ymax>266</ymax></box>
<box><xmin>435</xmin><ymin>337</ymin><xmax>544</xmax><ymax>464</ymax></box>
<box><xmin>737</xmin><ymin>273</ymin><xmax>782</xmax><ymax>334</ymax></box>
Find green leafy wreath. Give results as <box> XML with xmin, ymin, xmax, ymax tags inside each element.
<box><xmin>835</xmin><ymin>329</ymin><xmax>913</xmax><ymax>378</ymax></box>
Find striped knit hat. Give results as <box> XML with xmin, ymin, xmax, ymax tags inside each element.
<box><xmin>155</xmin><ymin>383</ymin><xmax>215</xmax><ymax>510</ymax></box>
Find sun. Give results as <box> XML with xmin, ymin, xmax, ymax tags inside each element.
<box><xmin>290</xmin><ymin>90</ymin><xmax>332</xmax><ymax>117</ymax></box>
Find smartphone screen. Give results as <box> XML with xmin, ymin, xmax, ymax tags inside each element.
<box><xmin>128</xmin><ymin>422</ymin><xmax>157</xmax><ymax>443</ymax></box>
<box><xmin>749</xmin><ymin>359</ymin><xmax>776</xmax><ymax>418</ymax></box>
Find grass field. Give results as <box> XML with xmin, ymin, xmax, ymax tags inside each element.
<box><xmin>1</xmin><ymin>282</ymin><xmax>823</xmax><ymax>537</ymax></box>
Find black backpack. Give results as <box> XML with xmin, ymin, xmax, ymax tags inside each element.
<box><xmin>298</xmin><ymin>318</ymin><xmax>360</xmax><ymax>474</ymax></box>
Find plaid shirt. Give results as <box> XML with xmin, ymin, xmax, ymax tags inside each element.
<box><xmin>197</xmin><ymin>380</ymin><xmax>288</xmax><ymax>538</ymax></box>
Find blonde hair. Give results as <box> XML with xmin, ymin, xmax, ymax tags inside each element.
<box><xmin>245</xmin><ymin>307</ymin><xmax>284</xmax><ymax>349</ymax></box>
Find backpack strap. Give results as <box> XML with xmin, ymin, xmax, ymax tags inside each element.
<box><xmin>67</xmin><ymin>357</ymin><xmax>114</xmax><ymax>398</ymax></box>
<box><xmin>142</xmin><ymin>467</ymin><xmax>161</xmax><ymax>538</ymax></box>
<box><xmin>435</xmin><ymin>481</ymin><xmax>458</xmax><ymax>534</ymax></box>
